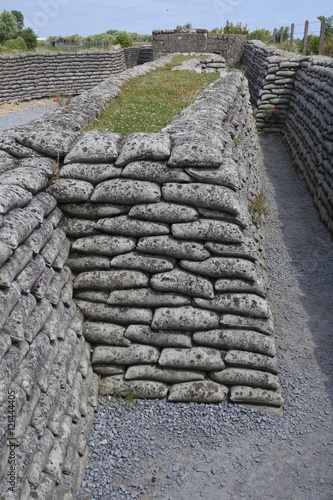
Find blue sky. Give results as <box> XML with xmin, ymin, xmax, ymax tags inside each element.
<box><xmin>0</xmin><ymin>0</ymin><xmax>331</xmax><ymax>37</ymax></box>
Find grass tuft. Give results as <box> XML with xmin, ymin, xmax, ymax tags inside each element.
<box><xmin>249</xmin><ymin>191</ymin><xmax>268</xmax><ymax>223</ymax></box>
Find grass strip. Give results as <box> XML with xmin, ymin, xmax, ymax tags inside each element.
<box><xmin>85</xmin><ymin>55</ymin><xmax>220</xmax><ymax>134</ymax></box>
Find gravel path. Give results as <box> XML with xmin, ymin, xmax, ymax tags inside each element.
<box><xmin>75</xmin><ymin>134</ymin><xmax>333</xmax><ymax>500</ymax></box>
<box><xmin>0</xmin><ymin>100</ymin><xmax>57</xmax><ymax>130</ymax></box>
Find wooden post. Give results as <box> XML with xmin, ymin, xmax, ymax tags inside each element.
<box><xmin>303</xmin><ymin>20</ymin><xmax>309</xmax><ymax>55</ymax></box>
<box><xmin>273</xmin><ymin>28</ymin><xmax>277</xmax><ymax>44</ymax></box>
<box><xmin>261</xmin><ymin>30</ymin><xmax>263</xmax><ymax>42</ymax></box>
<box><xmin>266</xmin><ymin>30</ymin><xmax>269</xmax><ymax>44</ymax></box>
<box><xmin>319</xmin><ymin>18</ymin><xmax>325</xmax><ymax>55</ymax></box>
<box><xmin>290</xmin><ymin>23</ymin><xmax>294</xmax><ymax>51</ymax></box>
<box><xmin>280</xmin><ymin>26</ymin><xmax>284</xmax><ymax>44</ymax></box>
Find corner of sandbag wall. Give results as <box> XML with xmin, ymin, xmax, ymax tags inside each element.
<box><xmin>49</xmin><ymin>71</ymin><xmax>284</xmax><ymax>410</ymax></box>
<box><xmin>241</xmin><ymin>40</ymin><xmax>301</xmax><ymax>133</ymax></box>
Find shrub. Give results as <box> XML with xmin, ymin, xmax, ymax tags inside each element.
<box><xmin>20</xmin><ymin>28</ymin><xmax>37</xmax><ymax>50</ymax></box>
<box><xmin>114</xmin><ymin>31</ymin><xmax>133</xmax><ymax>47</ymax></box>
<box><xmin>2</xmin><ymin>35</ymin><xmax>27</xmax><ymax>51</ymax></box>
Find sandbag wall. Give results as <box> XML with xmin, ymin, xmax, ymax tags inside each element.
<box><xmin>282</xmin><ymin>56</ymin><xmax>333</xmax><ymax>233</ymax></box>
<box><xmin>242</xmin><ymin>40</ymin><xmax>300</xmax><ymax>133</ymax></box>
<box><xmin>49</xmin><ymin>72</ymin><xmax>283</xmax><ymax>409</ymax></box>
<box><xmin>242</xmin><ymin>41</ymin><xmax>333</xmax><ymax>233</ymax></box>
<box><xmin>124</xmin><ymin>46</ymin><xmax>154</xmax><ymax>67</ymax></box>
<box><xmin>0</xmin><ymin>156</ymin><xmax>98</xmax><ymax>500</ymax></box>
<box><xmin>0</xmin><ymin>48</ymin><xmax>153</xmax><ymax>104</ymax></box>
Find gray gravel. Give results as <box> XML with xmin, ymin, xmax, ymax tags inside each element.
<box><xmin>75</xmin><ymin>134</ymin><xmax>333</xmax><ymax>500</ymax></box>
<box><xmin>0</xmin><ymin>101</ymin><xmax>57</xmax><ymax>130</ymax></box>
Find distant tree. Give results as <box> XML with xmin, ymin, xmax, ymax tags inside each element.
<box><xmin>249</xmin><ymin>28</ymin><xmax>272</xmax><ymax>43</ymax></box>
<box><xmin>273</xmin><ymin>25</ymin><xmax>290</xmax><ymax>41</ymax></box>
<box><xmin>11</xmin><ymin>10</ymin><xmax>24</xmax><ymax>31</ymax></box>
<box><xmin>224</xmin><ymin>20</ymin><xmax>249</xmax><ymax>35</ymax></box>
<box><xmin>20</xmin><ymin>28</ymin><xmax>37</xmax><ymax>50</ymax></box>
<box><xmin>0</xmin><ymin>10</ymin><xmax>18</xmax><ymax>44</ymax></box>
<box><xmin>114</xmin><ymin>31</ymin><xmax>133</xmax><ymax>47</ymax></box>
<box><xmin>176</xmin><ymin>23</ymin><xmax>193</xmax><ymax>30</ymax></box>
<box><xmin>106</xmin><ymin>29</ymin><xmax>120</xmax><ymax>36</ymax></box>
<box><xmin>211</xmin><ymin>20</ymin><xmax>248</xmax><ymax>35</ymax></box>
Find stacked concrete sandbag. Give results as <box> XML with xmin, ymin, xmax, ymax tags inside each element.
<box><xmin>0</xmin><ymin>154</ymin><xmax>98</xmax><ymax>500</ymax></box>
<box><xmin>242</xmin><ymin>40</ymin><xmax>300</xmax><ymax>133</ymax></box>
<box><xmin>49</xmin><ymin>72</ymin><xmax>283</xmax><ymax>408</ymax></box>
<box><xmin>0</xmin><ymin>47</ymin><xmax>154</xmax><ymax>104</ymax></box>
<box><xmin>283</xmin><ymin>56</ymin><xmax>333</xmax><ymax>232</ymax></box>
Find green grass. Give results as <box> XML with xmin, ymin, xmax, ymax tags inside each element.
<box><xmin>85</xmin><ymin>55</ymin><xmax>220</xmax><ymax>134</ymax></box>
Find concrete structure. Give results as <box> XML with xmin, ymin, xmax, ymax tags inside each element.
<box><xmin>152</xmin><ymin>29</ymin><xmax>247</xmax><ymax>66</ymax></box>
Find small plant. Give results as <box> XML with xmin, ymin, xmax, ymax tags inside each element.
<box><xmin>234</xmin><ymin>132</ymin><xmax>242</xmax><ymax>147</ymax></box>
<box><xmin>249</xmin><ymin>191</ymin><xmax>268</xmax><ymax>223</ymax></box>
<box><xmin>264</xmin><ymin>105</ymin><xmax>278</xmax><ymax>122</ymax></box>
<box><xmin>99</xmin><ymin>383</ymin><xmax>140</xmax><ymax>412</ymax></box>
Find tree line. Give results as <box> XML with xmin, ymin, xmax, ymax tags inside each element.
<box><xmin>47</xmin><ymin>30</ymin><xmax>152</xmax><ymax>48</ymax></box>
<box><xmin>0</xmin><ymin>8</ymin><xmax>152</xmax><ymax>53</ymax></box>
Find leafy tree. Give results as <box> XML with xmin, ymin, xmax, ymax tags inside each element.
<box><xmin>20</xmin><ymin>28</ymin><xmax>37</xmax><ymax>50</ymax></box>
<box><xmin>114</xmin><ymin>31</ymin><xmax>133</xmax><ymax>47</ymax></box>
<box><xmin>86</xmin><ymin>33</ymin><xmax>113</xmax><ymax>43</ymax></box>
<box><xmin>249</xmin><ymin>28</ymin><xmax>272</xmax><ymax>42</ymax></box>
<box><xmin>11</xmin><ymin>10</ymin><xmax>24</xmax><ymax>31</ymax></box>
<box><xmin>106</xmin><ymin>29</ymin><xmax>120</xmax><ymax>36</ymax></box>
<box><xmin>211</xmin><ymin>20</ymin><xmax>248</xmax><ymax>35</ymax></box>
<box><xmin>305</xmin><ymin>34</ymin><xmax>320</xmax><ymax>54</ymax></box>
<box><xmin>272</xmin><ymin>26</ymin><xmax>290</xmax><ymax>41</ymax></box>
<box><xmin>0</xmin><ymin>10</ymin><xmax>18</xmax><ymax>44</ymax></box>
<box><xmin>224</xmin><ymin>20</ymin><xmax>248</xmax><ymax>35</ymax></box>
